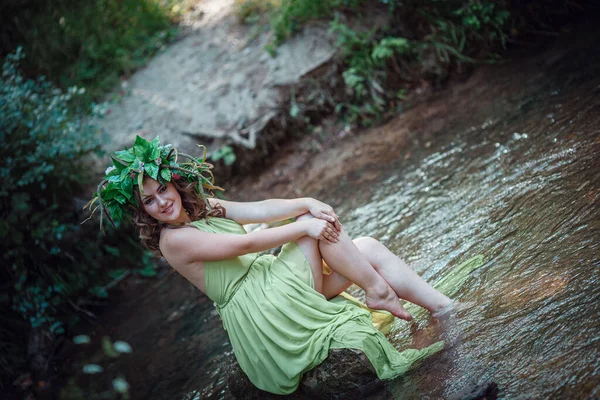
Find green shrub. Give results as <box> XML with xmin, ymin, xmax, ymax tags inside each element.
<box><xmin>0</xmin><ymin>47</ymin><xmax>101</xmax><ymax>275</ymax></box>
<box><xmin>329</xmin><ymin>15</ymin><xmax>413</xmax><ymax>124</ymax></box>
<box><xmin>1</xmin><ymin>0</ymin><xmax>181</xmax><ymax>101</ymax></box>
<box><xmin>234</xmin><ymin>0</ymin><xmax>281</xmax><ymax>24</ymax></box>
<box><xmin>413</xmin><ymin>0</ymin><xmax>511</xmax><ymax>62</ymax></box>
<box><xmin>265</xmin><ymin>0</ymin><xmax>514</xmax><ymax>125</ymax></box>
<box><xmin>0</xmin><ymin>49</ymin><xmax>155</xmax><ymax>382</ymax></box>
<box><xmin>270</xmin><ymin>0</ymin><xmax>361</xmax><ymax>46</ymax></box>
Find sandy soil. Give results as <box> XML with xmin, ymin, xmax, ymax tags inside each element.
<box><xmin>92</xmin><ymin>0</ymin><xmax>337</xmax><ymax>159</ymax></box>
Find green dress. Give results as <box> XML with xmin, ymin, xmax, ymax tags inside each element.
<box><xmin>191</xmin><ymin>217</ymin><xmax>481</xmax><ymax>395</ymax></box>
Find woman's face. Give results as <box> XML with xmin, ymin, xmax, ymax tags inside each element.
<box><xmin>141</xmin><ymin>178</ymin><xmax>191</xmax><ymax>225</ymax></box>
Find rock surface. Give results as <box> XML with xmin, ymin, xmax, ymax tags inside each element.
<box><xmin>93</xmin><ymin>0</ymin><xmax>336</xmax><ymax>159</ymax></box>
<box><xmin>226</xmin><ymin>348</ymin><xmax>383</xmax><ymax>399</ymax></box>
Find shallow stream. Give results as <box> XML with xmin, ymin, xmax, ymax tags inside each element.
<box><xmin>96</xmin><ymin>24</ymin><xmax>600</xmax><ymax>400</ymax></box>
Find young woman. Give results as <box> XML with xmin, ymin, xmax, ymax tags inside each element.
<box><xmin>92</xmin><ymin>136</ymin><xmax>456</xmax><ymax>395</ymax></box>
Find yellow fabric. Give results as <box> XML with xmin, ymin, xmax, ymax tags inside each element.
<box><xmin>193</xmin><ymin>217</ymin><xmax>482</xmax><ymax>394</ymax></box>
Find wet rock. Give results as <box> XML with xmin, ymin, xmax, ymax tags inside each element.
<box><xmin>226</xmin><ymin>357</ymin><xmax>287</xmax><ymax>400</ymax></box>
<box><xmin>226</xmin><ymin>349</ymin><xmax>384</xmax><ymax>399</ymax></box>
<box><xmin>452</xmin><ymin>381</ymin><xmax>499</xmax><ymax>400</ymax></box>
<box><xmin>300</xmin><ymin>348</ymin><xmax>384</xmax><ymax>400</ymax></box>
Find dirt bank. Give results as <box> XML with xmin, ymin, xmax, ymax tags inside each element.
<box><xmin>61</xmin><ymin>16</ymin><xmax>600</xmax><ymax>400</ymax></box>
<box><xmin>92</xmin><ymin>0</ymin><xmax>337</xmax><ymax>166</ymax></box>
<box><xmin>227</xmin><ymin>27</ymin><xmax>585</xmax><ymax>202</ymax></box>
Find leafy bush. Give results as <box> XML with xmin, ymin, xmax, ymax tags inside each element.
<box><xmin>410</xmin><ymin>0</ymin><xmax>511</xmax><ymax>62</ymax></box>
<box><xmin>0</xmin><ymin>47</ymin><xmax>101</xmax><ymax>281</ymax></box>
<box><xmin>266</xmin><ymin>0</ymin><xmax>513</xmax><ymax>124</ymax></box>
<box><xmin>329</xmin><ymin>15</ymin><xmax>414</xmax><ymax>124</ymax></box>
<box><xmin>270</xmin><ymin>0</ymin><xmax>361</xmax><ymax>46</ymax></box>
<box><xmin>0</xmin><ymin>49</ymin><xmax>155</xmax><ymax>385</ymax></box>
<box><xmin>0</xmin><ymin>0</ymin><xmax>182</xmax><ymax>101</ymax></box>
<box><xmin>234</xmin><ymin>0</ymin><xmax>281</xmax><ymax>24</ymax></box>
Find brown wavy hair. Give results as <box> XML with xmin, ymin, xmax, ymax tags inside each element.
<box><xmin>132</xmin><ymin>177</ymin><xmax>226</xmax><ymax>253</ymax></box>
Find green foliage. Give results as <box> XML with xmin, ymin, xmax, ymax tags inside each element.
<box><xmin>262</xmin><ymin>0</ymin><xmax>514</xmax><ymax>125</ymax></box>
<box><xmin>234</xmin><ymin>0</ymin><xmax>280</xmax><ymax>24</ymax></box>
<box><xmin>0</xmin><ymin>47</ymin><xmax>101</xmax><ymax>274</ymax></box>
<box><xmin>0</xmin><ymin>49</ymin><xmax>157</xmax><ymax>383</ymax></box>
<box><xmin>61</xmin><ymin>336</ymin><xmax>133</xmax><ymax>399</ymax></box>
<box><xmin>270</xmin><ymin>0</ymin><xmax>361</xmax><ymax>46</ymax></box>
<box><xmin>414</xmin><ymin>0</ymin><xmax>511</xmax><ymax>63</ymax></box>
<box><xmin>1</xmin><ymin>0</ymin><xmax>182</xmax><ymax>101</ymax></box>
<box><xmin>330</xmin><ymin>15</ymin><xmax>412</xmax><ymax>123</ymax></box>
<box><xmin>210</xmin><ymin>145</ymin><xmax>238</xmax><ymax>166</ymax></box>
<box><xmin>371</xmin><ymin>38</ymin><xmax>411</xmax><ymax>65</ymax></box>
<box><xmin>93</xmin><ymin>136</ymin><xmax>222</xmax><ymax>230</ymax></box>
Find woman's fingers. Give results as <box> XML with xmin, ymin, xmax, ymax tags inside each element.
<box><xmin>321</xmin><ymin>211</ymin><xmax>336</xmax><ymax>223</ymax></box>
<box><xmin>333</xmin><ymin>215</ymin><xmax>342</xmax><ymax>232</ymax></box>
<box><xmin>320</xmin><ymin>223</ymin><xmax>339</xmax><ymax>244</ymax></box>
<box><xmin>321</xmin><ymin>210</ymin><xmax>342</xmax><ymax>232</ymax></box>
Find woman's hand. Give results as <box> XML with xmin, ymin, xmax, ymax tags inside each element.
<box><xmin>306</xmin><ymin>198</ymin><xmax>342</xmax><ymax>232</ymax></box>
<box><xmin>302</xmin><ymin>218</ymin><xmax>340</xmax><ymax>244</ymax></box>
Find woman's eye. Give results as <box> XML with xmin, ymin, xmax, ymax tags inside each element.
<box><xmin>145</xmin><ymin>198</ymin><xmax>153</xmax><ymax>205</ymax></box>
<box><xmin>159</xmin><ymin>186</ymin><xmax>167</xmax><ymax>193</ymax></box>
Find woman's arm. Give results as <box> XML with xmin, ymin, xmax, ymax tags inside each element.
<box><xmin>209</xmin><ymin>197</ymin><xmax>340</xmax><ymax>226</ymax></box>
<box><xmin>160</xmin><ymin>218</ymin><xmax>338</xmax><ymax>263</ymax></box>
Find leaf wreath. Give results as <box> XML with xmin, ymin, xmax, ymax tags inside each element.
<box><xmin>83</xmin><ymin>136</ymin><xmax>223</xmax><ymax>233</ymax></box>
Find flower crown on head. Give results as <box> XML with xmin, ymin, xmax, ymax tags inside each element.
<box><xmin>85</xmin><ymin>135</ymin><xmax>223</xmax><ymax>232</ymax></box>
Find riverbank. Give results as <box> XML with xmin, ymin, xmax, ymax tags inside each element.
<box><xmin>62</xmin><ymin>14</ymin><xmax>600</xmax><ymax>400</ymax></box>
<box><xmin>5</xmin><ymin>1</ymin><xmax>599</xmax><ymax>398</ymax></box>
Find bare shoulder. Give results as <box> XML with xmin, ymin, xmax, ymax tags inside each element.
<box><xmin>159</xmin><ymin>225</ymin><xmax>200</xmax><ymax>254</ymax></box>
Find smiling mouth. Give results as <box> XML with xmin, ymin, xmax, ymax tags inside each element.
<box><xmin>163</xmin><ymin>204</ymin><xmax>173</xmax><ymax>214</ymax></box>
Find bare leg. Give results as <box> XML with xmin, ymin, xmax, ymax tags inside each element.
<box><xmin>353</xmin><ymin>237</ymin><xmax>452</xmax><ymax>314</ymax></box>
<box><xmin>294</xmin><ymin>214</ymin><xmax>411</xmax><ymax>320</ymax></box>
<box><xmin>293</xmin><ymin>215</ymin><xmax>351</xmax><ymax>297</ymax></box>
<box><xmin>318</xmin><ymin>229</ymin><xmax>413</xmax><ymax>320</ymax></box>
<box><xmin>321</xmin><ymin>269</ymin><xmax>353</xmax><ymax>300</ymax></box>
<box><xmin>294</xmin><ymin>235</ymin><xmax>325</xmax><ymax>293</ymax></box>
<box><xmin>295</xmin><ymin>236</ymin><xmax>355</xmax><ymax>299</ymax></box>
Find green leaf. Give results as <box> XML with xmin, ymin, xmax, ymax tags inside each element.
<box><xmin>133</xmin><ymin>136</ymin><xmax>150</xmax><ymax>158</ymax></box>
<box><xmin>108</xmin><ymin>268</ymin><xmax>128</xmax><ymax>279</ymax></box>
<box><xmin>160</xmin><ymin>168</ymin><xmax>172</xmax><ymax>182</ymax></box>
<box><xmin>112</xmin><ymin>206</ymin><xmax>123</xmax><ymax>222</ymax></box>
<box><xmin>104</xmin><ymin>245</ymin><xmax>120</xmax><ymax>257</ymax></box>
<box><xmin>50</xmin><ymin>321</ymin><xmax>63</xmax><ymax>333</ymax></box>
<box><xmin>149</xmin><ymin>137</ymin><xmax>161</xmax><ymax>159</ymax></box>
<box><xmin>73</xmin><ymin>335</ymin><xmax>91</xmax><ymax>344</ymax></box>
<box><xmin>130</xmin><ymin>159</ymin><xmax>141</xmax><ymax>171</ymax></box>
<box><xmin>144</xmin><ymin>162</ymin><xmax>159</xmax><ymax>180</ymax></box>
<box><xmin>113</xmin><ymin>341</ymin><xmax>132</xmax><ymax>353</ymax></box>
<box><xmin>90</xmin><ymin>286</ymin><xmax>108</xmax><ymax>298</ymax></box>
<box><xmin>101</xmin><ymin>189</ymin><xmax>116</xmax><ymax>201</ymax></box>
<box><xmin>83</xmin><ymin>364</ymin><xmax>104</xmax><ymax>374</ymax></box>
<box><xmin>290</xmin><ymin>104</ymin><xmax>300</xmax><ymax>118</ymax></box>
<box><xmin>112</xmin><ymin>157</ymin><xmax>128</xmax><ymax>171</ymax></box>
<box><xmin>114</xmin><ymin>150</ymin><xmax>135</xmax><ymax>163</ymax></box>
<box><xmin>112</xmin><ymin>377</ymin><xmax>130</xmax><ymax>394</ymax></box>
<box><xmin>137</xmin><ymin>264</ymin><xmax>156</xmax><ymax>277</ymax></box>
<box><xmin>119</xmin><ymin>166</ymin><xmax>132</xmax><ymax>179</ymax></box>
<box><xmin>102</xmin><ymin>336</ymin><xmax>120</xmax><ymax>358</ymax></box>
<box><xmin>121</xmin><ymin>175</ymin><xmax>133</xmax><ymax>199</ymax></box>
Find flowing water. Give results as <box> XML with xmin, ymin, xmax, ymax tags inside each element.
<box><xmin>95</xmin><ymin>24</ymin><xmax>600</xmax><ymax>400</ymax></box>
<box><xmin>331</xmin><ymin>85</ymin><xmax>600</xmax><ymax>399</ymax></box>
<box><xmin>316</xmin><ymin>35</ymin><xmax>600</xmax><ymax>399</ymax></box>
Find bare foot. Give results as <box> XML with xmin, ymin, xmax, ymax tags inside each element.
<box><xmin>431</xmin><ymin>300</ymin><xmax>476</xmax><ymax>319</ymax></box>
<box><xmin>365</xmin><ymin>285</ymin><xmax>413</xmax><ymax>321</ymax></box>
